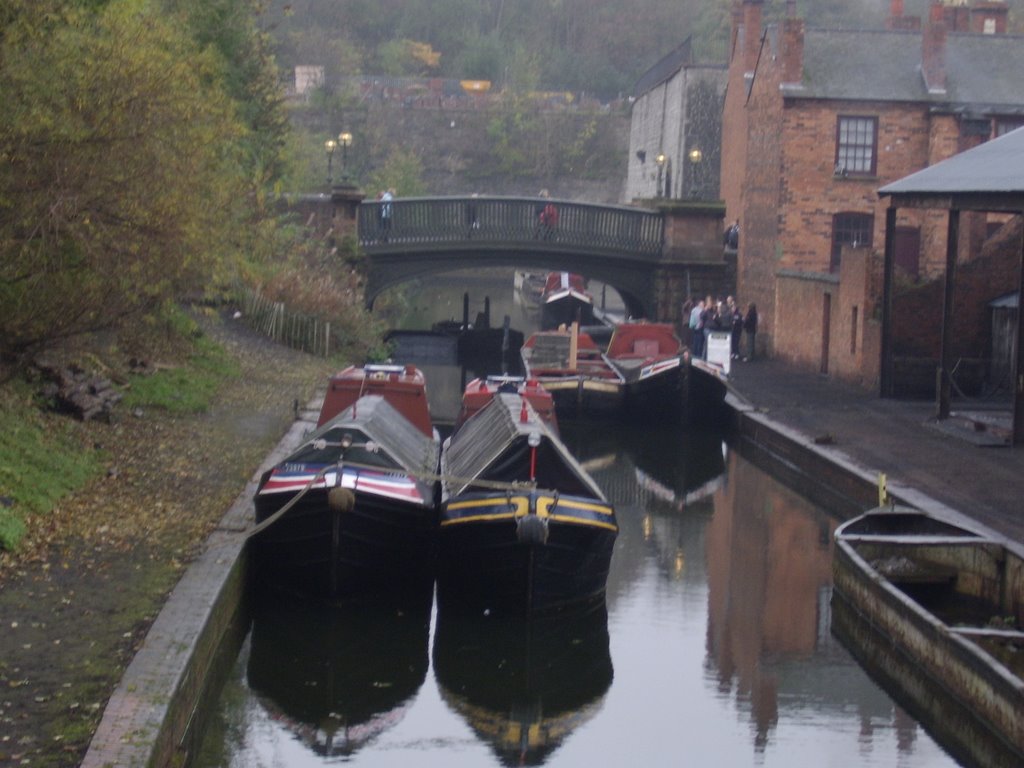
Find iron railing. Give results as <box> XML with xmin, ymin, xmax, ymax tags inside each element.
<box><xmin>357</xmin><ymin>196</ymin><xmax>664</xmax><ymax>257</ymax></box>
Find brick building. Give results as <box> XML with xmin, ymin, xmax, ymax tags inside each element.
<box><xmin>626</xmin><ymin>38</ymin><xmax>726</xmax><ymax>203</ymax></box>
<box><xmin>721</xmin><ymin>0</ymin><xmax>1024</xmax><ymax>388</ymax></box>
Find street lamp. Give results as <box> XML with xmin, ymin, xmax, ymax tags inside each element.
<box><xmin>325</xmin><ymin>138</ymin><xmax>336</xmax><ymax>186</ymax></box>
<box><xmin>337</xmin><ymin>131</ymin><xmax>353</xmax><ymax>184</ymax></box>
<box><xmin>688</xmin><ymin>147</ymin><xmax>703</xmax><ymax>198</ymax></box>
<box><xmin>655</xmin><ymin>153</ymin><xmax>666</xmax><ymax>198</ymax></box>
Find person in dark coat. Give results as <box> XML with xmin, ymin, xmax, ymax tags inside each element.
<box><xmin>742</xmin><ymin>303</ymin><xmax>758</xmax><ymax>361</ymax></box>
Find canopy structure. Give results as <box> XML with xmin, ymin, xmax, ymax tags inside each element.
<box><xmin>878</xmin><ymin>127</ymin><xmax>1024</xmax><ymax>445</ymax></box>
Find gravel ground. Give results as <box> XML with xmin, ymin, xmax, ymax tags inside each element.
<box><xmin>0</xmin><ymin>311</ymin><xmax>337</xmax><ymax>767</ymax></box>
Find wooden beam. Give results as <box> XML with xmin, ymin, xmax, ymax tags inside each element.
<box><xmin>880</xmin><ymin>206</ymin><xmax>897</xmax><ymax>398</ymax></box>
<box><xmin>1014</xmin><ymin>225</ymin><xmax>1024</xmax><ymax>446</ymax></box>
<box><xmin>937</xmin><ymin>210</ymin><xmax>959</xmax><ymax>420</ymax></box>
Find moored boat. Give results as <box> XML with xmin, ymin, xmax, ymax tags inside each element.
<box><xmin>832</xmin><ymin>503</ymin><xmax>1024</xmax><ymax>765</ymax></box>
<box><xmin>454</xmin><ymin>374</ymin><xmax>558</xmax><ymax>433</ymax></box>
<box><xmin>540</xmin><ymin>271</ymin><xmax>596</xmax><ymax>330</ymax></box>
<box><xmin>605</xmin><ymin>321</ymin><xmax>689</xmax><ymax>419</ymax></box>
<box><xmin>520</xmin><ymin>324</ymin><xmax>624</xmax><ymax>419</ymax></box>
<box><xmin>253</xmin><ymin>364</ymin><xmax>440</xmax><ymax>599</ymax></box>
<box><xmin>437</xmin><ymin>391</ymin><xmax>618</xmax><ymax>615</ymax></box>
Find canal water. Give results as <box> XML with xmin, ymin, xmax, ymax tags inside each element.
<box><xmin>195</xmin><ymin>272</ymin><xmax>965</xmax><ymax>767</ymax></box>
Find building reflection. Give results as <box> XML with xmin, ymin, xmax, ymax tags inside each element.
<box><xmin>704</xmin><ymin>448</ymin><xmax>922</xmax><ymax>755</ymax></box>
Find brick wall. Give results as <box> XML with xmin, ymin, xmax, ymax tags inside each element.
<box><xmin>774</xmin><ymin>246</ymin><xmax>882</xmax><ymax>388</ymax></box>
<box><xmin>893</xmin><ymin>216</ymin><xmax>1022</xmax><ymax>360</ymax></box>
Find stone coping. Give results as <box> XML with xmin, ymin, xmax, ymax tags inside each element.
<box><xmin>80</xmin><ymin>404</ymin><xmax>321</xmax><ymax>768</ymax></box>
<box><xmin>80</xmin><ymin>391</ymin><xmax>1024</xmax><ymax>766</ymax></box>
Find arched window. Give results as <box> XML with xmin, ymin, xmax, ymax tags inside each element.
<box><xmin>831</xmin><ymin>213</ymin><xmax>873</xmax><ymax>272</ymax></box>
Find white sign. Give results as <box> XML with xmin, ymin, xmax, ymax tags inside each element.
<box><xmin>706</xmin><ymin>331</ymin><xmax>732</xmax><ymax>375</ymax></box>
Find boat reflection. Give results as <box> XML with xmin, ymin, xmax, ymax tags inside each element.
<box><xmin>245</xmin><ymin>587</ymin><xmax>431</xmax><ymax>758</ymax></box>
<box><xmin>433</xmin><ymin>602</ymin><xmax>613</xmax><ymax>766</ymax></box>
<box><xmin>562</xmin><ymin>420</ymin><xmax>727</xmax><ymax>511</ymax></box>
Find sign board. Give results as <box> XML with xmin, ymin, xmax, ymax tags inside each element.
<box><xmin>706</xmin><ymin>331</ymin><xmax>732</xmax><ymax>375</ymax></box>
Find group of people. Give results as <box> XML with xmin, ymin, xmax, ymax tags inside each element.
<box><xmin>685</xmin><ymin>295</ymin><xmax>758</xmax><ymax>363</ymax></box>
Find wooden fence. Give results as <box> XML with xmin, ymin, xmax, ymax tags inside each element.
<box><xmin>238</xmin><ymin>286</ymin><xmax>334</xmax><ymax>357</ymax></box>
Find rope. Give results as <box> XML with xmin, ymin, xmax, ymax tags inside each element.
<box><xmin>245</xmin><ymin>464</ymin><xmax>333</xmax><ymax>540</ymax></box>
<box><xmin>243</xmin><ymin>458</ymin><xmax>539</xmax><ymax>540</ymax></box>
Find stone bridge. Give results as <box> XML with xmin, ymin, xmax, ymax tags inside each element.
<box><xmin>323</xmin><ymin>192</ymin><xmax>732</xmax><ymax>323</ymax></box>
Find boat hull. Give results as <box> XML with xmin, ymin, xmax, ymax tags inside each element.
<box><xmin>542</xmin><ymin>295</ymin><xmax>595</xmax><ymax>330</ymax></box>
<box><xmin>437</xmin><ymin>491</ymin><xmax>617</xmax><ymax>615</ymax></box>
<box><xmin>254</xmin><ymin>480</ymin><xmax>437</xmax><ymax>600</ymax></box>
<box><xmin>540</xmin><ymin>376</ymin><xmax>624</xmax><ymax>418</ymax></box>
<box><xmin>832</xmin><ymin>507</ymin><xmax>1024</xmax><ymax>764</ymax></box>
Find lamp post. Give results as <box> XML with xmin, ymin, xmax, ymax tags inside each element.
<box><xmin>655</xmin><ymin>153</ymin><xmax>666</xmax><ymax>198</ymax></box>
<box><xmin>688</xmin><ymin>147</ymin><xmax>703</xmax><ymax>198</ymax></box>
<box><xmin>337</xmin><ymin>131</ymin><xmax>353</xmax><ymax>184</ymax></box>
<box><xmin>325</xmin><ymin>139</ymin><xmax>336</xmax><ymax>186</ymax></box>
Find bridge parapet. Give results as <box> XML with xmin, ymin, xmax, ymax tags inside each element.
<box><xmin>357</xmin><ymin>196</ymin><xmax>664</xmax><ymax>257</ymax></box>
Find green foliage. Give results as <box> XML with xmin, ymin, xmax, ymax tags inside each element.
<box><xmin>120</xmin><ymin>331</ymin><xmax>240</xmax><ymax>414</ymax></box>
<box><xmin>0</xmin><ymin>0</ymin><xmax>251</xmax><ymax>361</ymax></box>
<box><xmin>0</xmin><ymin>387</ymin><xmax>102</xmax><ymax>550</ymax></box>
<box><xmin>365</xmin><ymin>148</ymin><xmax>426</xmax><ymax>198</ymax></box>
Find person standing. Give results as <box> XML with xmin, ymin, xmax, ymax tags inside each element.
<box><xmin>380</xmin><ymin>188</ymin><xmax>394</xmax><ymax>241</ymax></box>
<box><xmin>743</xmin><ymin>303</ymin><xmax>758</xmax><ymax>361</ymax></box>
<box><xmin>466</xmin><ymin>193</ymin><xmax>480</xmax><ymax>236</ymax></box>
<box><xmin>688</xmin><ymin>298</ymin><xmax>705</xmax><ymax>358</ymax></box>
<box><xmin>700</xmin><ymin>296</ymin><xmax>717</xmax><ymax>360</ymax></box>
<box><xmin>728</xmin><ymin>296</ymin><xmax>742</xmax><ymax>359</ymax></box>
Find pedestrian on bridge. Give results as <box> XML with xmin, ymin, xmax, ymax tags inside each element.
<box><xmin>379</xmin><ymin>188</ymin><xmax>394</xmax><ymax>241</ymax></box>
<box><xmin>534</xmin><ymin>189</ymin><xmax>558</xmax><ymax>240</ymax></box>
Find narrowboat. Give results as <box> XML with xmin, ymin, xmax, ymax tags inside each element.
<box><xmin>540</xmin><ymin>271</ymin><xmax>596</xmax><ymax>330</ymax></box>
<box><xmin>520</xmin><ymin>324</ymin><xmax>624</xmax><ymax>419</ymax></box>
<box><xmin>454</xmin><ymin>374</ymin><xmax>558</xmax><ymax>433</ymax></box>
<box><xmin>832</xmin><ymin>504</ymin><xmax>1024</xmax><ymax>766</ymax></box>
<box><xmin>253</xmin><ymin>364</ymin><xmax>440</xmax><ymax>599</ymax></box>
<box><xmin>604</xmin><ymin>321</ymin><xmax>689</xmax><ymax>419</ymax></box>
<box><xmin>437</xmin><ymin>391</ymin><xmax>617</xmax><ymax>615</ymax></box>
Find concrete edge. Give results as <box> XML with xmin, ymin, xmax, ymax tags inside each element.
<box><xmin>79</xmin><ymin>384</ymin><xmax>1024</xmax><ymax>767</ymax></box>
<box><xmin>730</xmin><ymin>396</ymin><xmax>1024</xmax><ymax>560</ymax></box>
<box><xmin>80</xmin><ymin>405</ymin><xmax>321</xmax><ymax>768</ymax></box>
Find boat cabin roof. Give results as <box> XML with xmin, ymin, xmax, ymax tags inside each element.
<box><xmin>442</xmin><ymin>393</ymin><xmax>605</xmax><ymax>500</ymax></box>
<box><xmin>454</xmin><ymin>376</ymin><xmax>558</xmax><ymax>433</ymax></box>
<box><xmin>606</xmin><ymin>322</ymin><xmax>683</xmax><ymax>359</ymax></box>
<box><xmin>317</xmin><ymin>364</ymin><xmax>433</xmax><ymax>437</ymax></box>
<box><xmin>300</xmin><ymin>394</ymin><xmax>439</xmax><ymax>477</ymax></box>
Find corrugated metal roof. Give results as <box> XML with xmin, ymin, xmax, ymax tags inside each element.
<box><xmin>879</xmin><ymin>125</ymin><xmax>1024</xmax><ymax>195</ymax></box>
<box><xmin>307</xmin><ymin>394</ymin><xmax>440</xmax><ymax>477</ymax></box>
<box><xmin>441</xmin><ymin>394</ymin><xmax>605</xmax><ymax>500</ymax></box>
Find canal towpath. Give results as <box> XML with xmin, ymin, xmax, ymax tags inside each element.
<box><xmin>723</xmin><ymin>357</ymin><xmax>1024</xmax><ymax>545</ymax></box>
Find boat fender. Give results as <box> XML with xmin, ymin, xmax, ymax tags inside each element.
<box><xmin>328</xmin><ymin>486</ymin><xmax>356</xmax><ymax>514</ymax></box>
<box><xmin>516</xmin><ymin>514</ymin><xmax>549</xmax><ymax>545</ymax></box>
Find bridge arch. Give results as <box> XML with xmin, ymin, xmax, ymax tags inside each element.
<box><xmin>357</xmin><ymin>196</ymin><xmax>663</xmax><ymax>318</ymax></box>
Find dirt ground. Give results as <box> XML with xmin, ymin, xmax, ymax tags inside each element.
<box><xmin>0</xmin><ymin>311</ymin><xmax>337</xmax><ymax>767</ymax></box>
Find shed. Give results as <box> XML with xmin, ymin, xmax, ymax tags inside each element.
<box><xmin>879</xmin><ymin>126</ymin><xmax>1024</xmax><ymax>445</ymax></box>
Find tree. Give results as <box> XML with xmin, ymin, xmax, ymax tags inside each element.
<box><xmin>0</xmin><ymin>0</ymin><xmax>248</xmax><ymax>360</ymax></box>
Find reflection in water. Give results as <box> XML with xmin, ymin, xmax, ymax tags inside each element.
<box><xmin>199</xmin><ymin>272</ymin><xmax>964</xmax><ymax>768</ymax></box>
<box><xmin>433</xmin><ymin>603</ymin><xmax>613</xmax><ymax>766</ymax></box>
<box><xmin>244</xmin><ymin>588</ymin><xmax>431</xmax><ymax>759</ymax></box>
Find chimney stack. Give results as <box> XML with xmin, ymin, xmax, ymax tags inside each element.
<box><xmin>922</xmin><ymin>3</ymin><xmax>947</xmax><ymax>93</ymax></box>
<box><xmin>781</xmin><ymin>17</ymin><xmax>805</xmax><ymax>85</ymax></box>
<box><xmin>888</xmin><ymin>0</ymin><xmax>921</xmax><ymax>30</ymax></box>
<box><xmin>743</xmin><ymin>0</ymin><xmax>764</xmax><ymax>73</ymax></box>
